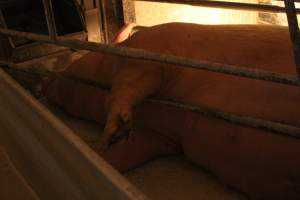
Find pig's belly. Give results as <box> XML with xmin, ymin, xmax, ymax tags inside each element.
<box><xmin>160</xmin><ymin>67</ymin><xmax>300</xmax><ymax>127</ymax></box>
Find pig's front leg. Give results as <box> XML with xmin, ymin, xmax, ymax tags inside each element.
<box><xmin>100</xmin><ymin>60</ymin><xmax>164</xmax><ymax>149</ymax></box>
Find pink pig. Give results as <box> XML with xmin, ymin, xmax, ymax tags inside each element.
<box><xmin>44</xmin><ymin>23</ymin><xmax>300</xmax><ymax>199</ymax></box>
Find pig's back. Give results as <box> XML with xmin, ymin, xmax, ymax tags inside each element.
<box><xmin>123</xmin><ymin>23</ymin><xmax>300</xmax><ymax>199</ymax></box>
<box><xmin>122</xmin><ymin>23</ymin><xmax>300</xmax><ymax>127</ymax></box>
<box><xmin>122</xmin><ymin>23</ymin><xmax>296</xmax><ymax>74</ymax></box>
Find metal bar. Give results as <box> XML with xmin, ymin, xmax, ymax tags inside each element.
<box><xmin>103</xmin><ymin>0</ymin><xmax>125</xmax><ymax>43</ymax></box>
<box><xmin>0</xmin><ymin>10</ymin><xmax>15</xmax><ymax>49</ymax></box>
<box><xmin>2</xmin><ymin>65</ymin><xmax>300</xmax><ymax>139</ymax></box>
<box><xmin>0</xmin><ymin>10</ymin><xmax>13</xmax><ymax>60</ymax></box>
<box><xmin>284</xmin><ymin>0</ymin><xmax>300</xmax><ymax>81</ymax></box>
<box><xmin>0</xmin><ymin>28</ymin><xmax>298</xmax><ymax>86</ymax></box>
<box><xmin>42</xmin><ymin>0</ymin><xmax>57</xmax><ymax>40</ymax></box>
<box><xmin>136</xmin><ymin>0</ymin><xmax>300</xmax><ymax>14</ymax></box>
<box><xmin>96</xmin><ymin>0</ymin><xmax>109</xmax><ymax>43</ymax></box>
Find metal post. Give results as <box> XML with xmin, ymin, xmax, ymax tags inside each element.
<box><xmin>284</xmin><ymin>0</ymin><xmax>300</xmax><ymax>81</ymax></box>
<box><xmin>42</xmin><ymin>0</ymin><xmax>57</xmax><ymax>40</ymax></box>
<box><xmin>96</xmin><ymin>0</ymin><xmax>109</xmax><ymax>43</ymax></box>
<box><xmin>0</xmin><ymin>10</ymin><xmax>15</xmax><ymax>48</ymax></box>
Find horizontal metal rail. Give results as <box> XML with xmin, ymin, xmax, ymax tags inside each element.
<box><xmin>136</xmin><ymin>0</ymin><xmax>300</xmax><ymax>14</ymax></box>
<box><xmin>0</xmin><ymin>28</ymin><xmax>298</xmax><ymax>86</ymax></box>
<box><xmin>2</xmin><ymin>65</ymin><xmax>300</xmax><ymax>139</ymax></box>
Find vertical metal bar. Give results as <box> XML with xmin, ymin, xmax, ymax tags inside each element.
<box><xmin>122</xmin><ymin>0</ymin><xmax>136</xmax><ymax>24</ymax></box>
<box><xmin>95</xmin><ymin>0</ymin><xmax>125</xmax><ymax>43</ymax></box>
<box><xmin>96</xmin><ymin>0</ymin><xmax>108</xmax><ymax>43</ymax></box>
<box><xmin>0</xmin><ymin>10</ymin><xmax>13</xmax><ymax>61</ymax></box>
<box><xmin>0</xmin><ymin>10</ymin><xmax>15</xmax><ymax>48</ymax></box>
<box><xmin>284</xmin><ymin>0</ymin><xmax>300</xmax><ymax>81</ymax></box>
<box><xmin>42</xmin><ymin>0</ymin><xmax>57</xmax><ymax>40</ymax></box>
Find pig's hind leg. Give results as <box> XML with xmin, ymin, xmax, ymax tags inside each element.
<box><xmin>99</xmin><ymin>126</ymin><xmax>181</xmax><ymax>172</ymax></box>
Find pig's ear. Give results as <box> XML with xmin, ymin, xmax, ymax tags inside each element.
<box><xmin>112</xmin><ymin>23</ymin><xmax>137</xmax><ymax>44</ymax></box>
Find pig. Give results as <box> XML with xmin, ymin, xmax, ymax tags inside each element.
<box><xmin>43</xmin><ymin>23</ymin><xmax>300</xmax><ymax>199</ymax></box>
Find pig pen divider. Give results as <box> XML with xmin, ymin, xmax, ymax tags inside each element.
<box><xmin>42</xmin><ymin>0</ymin><xmax>57</xmax><ymax>40</ymax></box>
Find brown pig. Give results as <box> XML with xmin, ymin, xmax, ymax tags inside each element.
<box><xmin>43</xmin><ymin>23</ymin><xmax>300</xmax><ymax>199</ymax></box>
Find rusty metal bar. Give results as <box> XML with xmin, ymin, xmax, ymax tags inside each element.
<box><xmin>136</xmin><ymin>0</ymin><xmax>300</xmax><ymax>14</ymax></box>
<box><xmin>284</xmin><ymin>0</ymin><xmax>300</xmax><ymax>81</ymax></box>
<box><xmin>42</xmin><ymin>0</ymin><xmax>57</xmax><ymax>40</ymax></box>
<box><xmin>0</xmin><ymin>27</ymin><xmax>298</xmax><ymax>86</ymax></box>
<box><xmin>2</xmin><ymin>65</ymin><xmax>300</xmax><ymax>139</ymax></box>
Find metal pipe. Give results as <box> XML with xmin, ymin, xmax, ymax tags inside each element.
<box><xmin>136</xmin><ymin>0</ymin><xmax>300</xmax><ymax>14</ymax></box>
<box><xmin>0</xmin><ymin>28</ymin><xmax>298</xmax><ymax>86</ymax></box>
<box><xmin>42</xmin><ymin>0</ymin><xmax>57</xmax><ymax>40</ymax></box>
<box><xmin>2</xmin><ymin>65</ymin><xmax>300</xmax><ymax>139</ymax></box>
<box><xmin>284</xmin><ymin>0</ymin><xmax>300</xmax><ymax>81</ymax></box>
